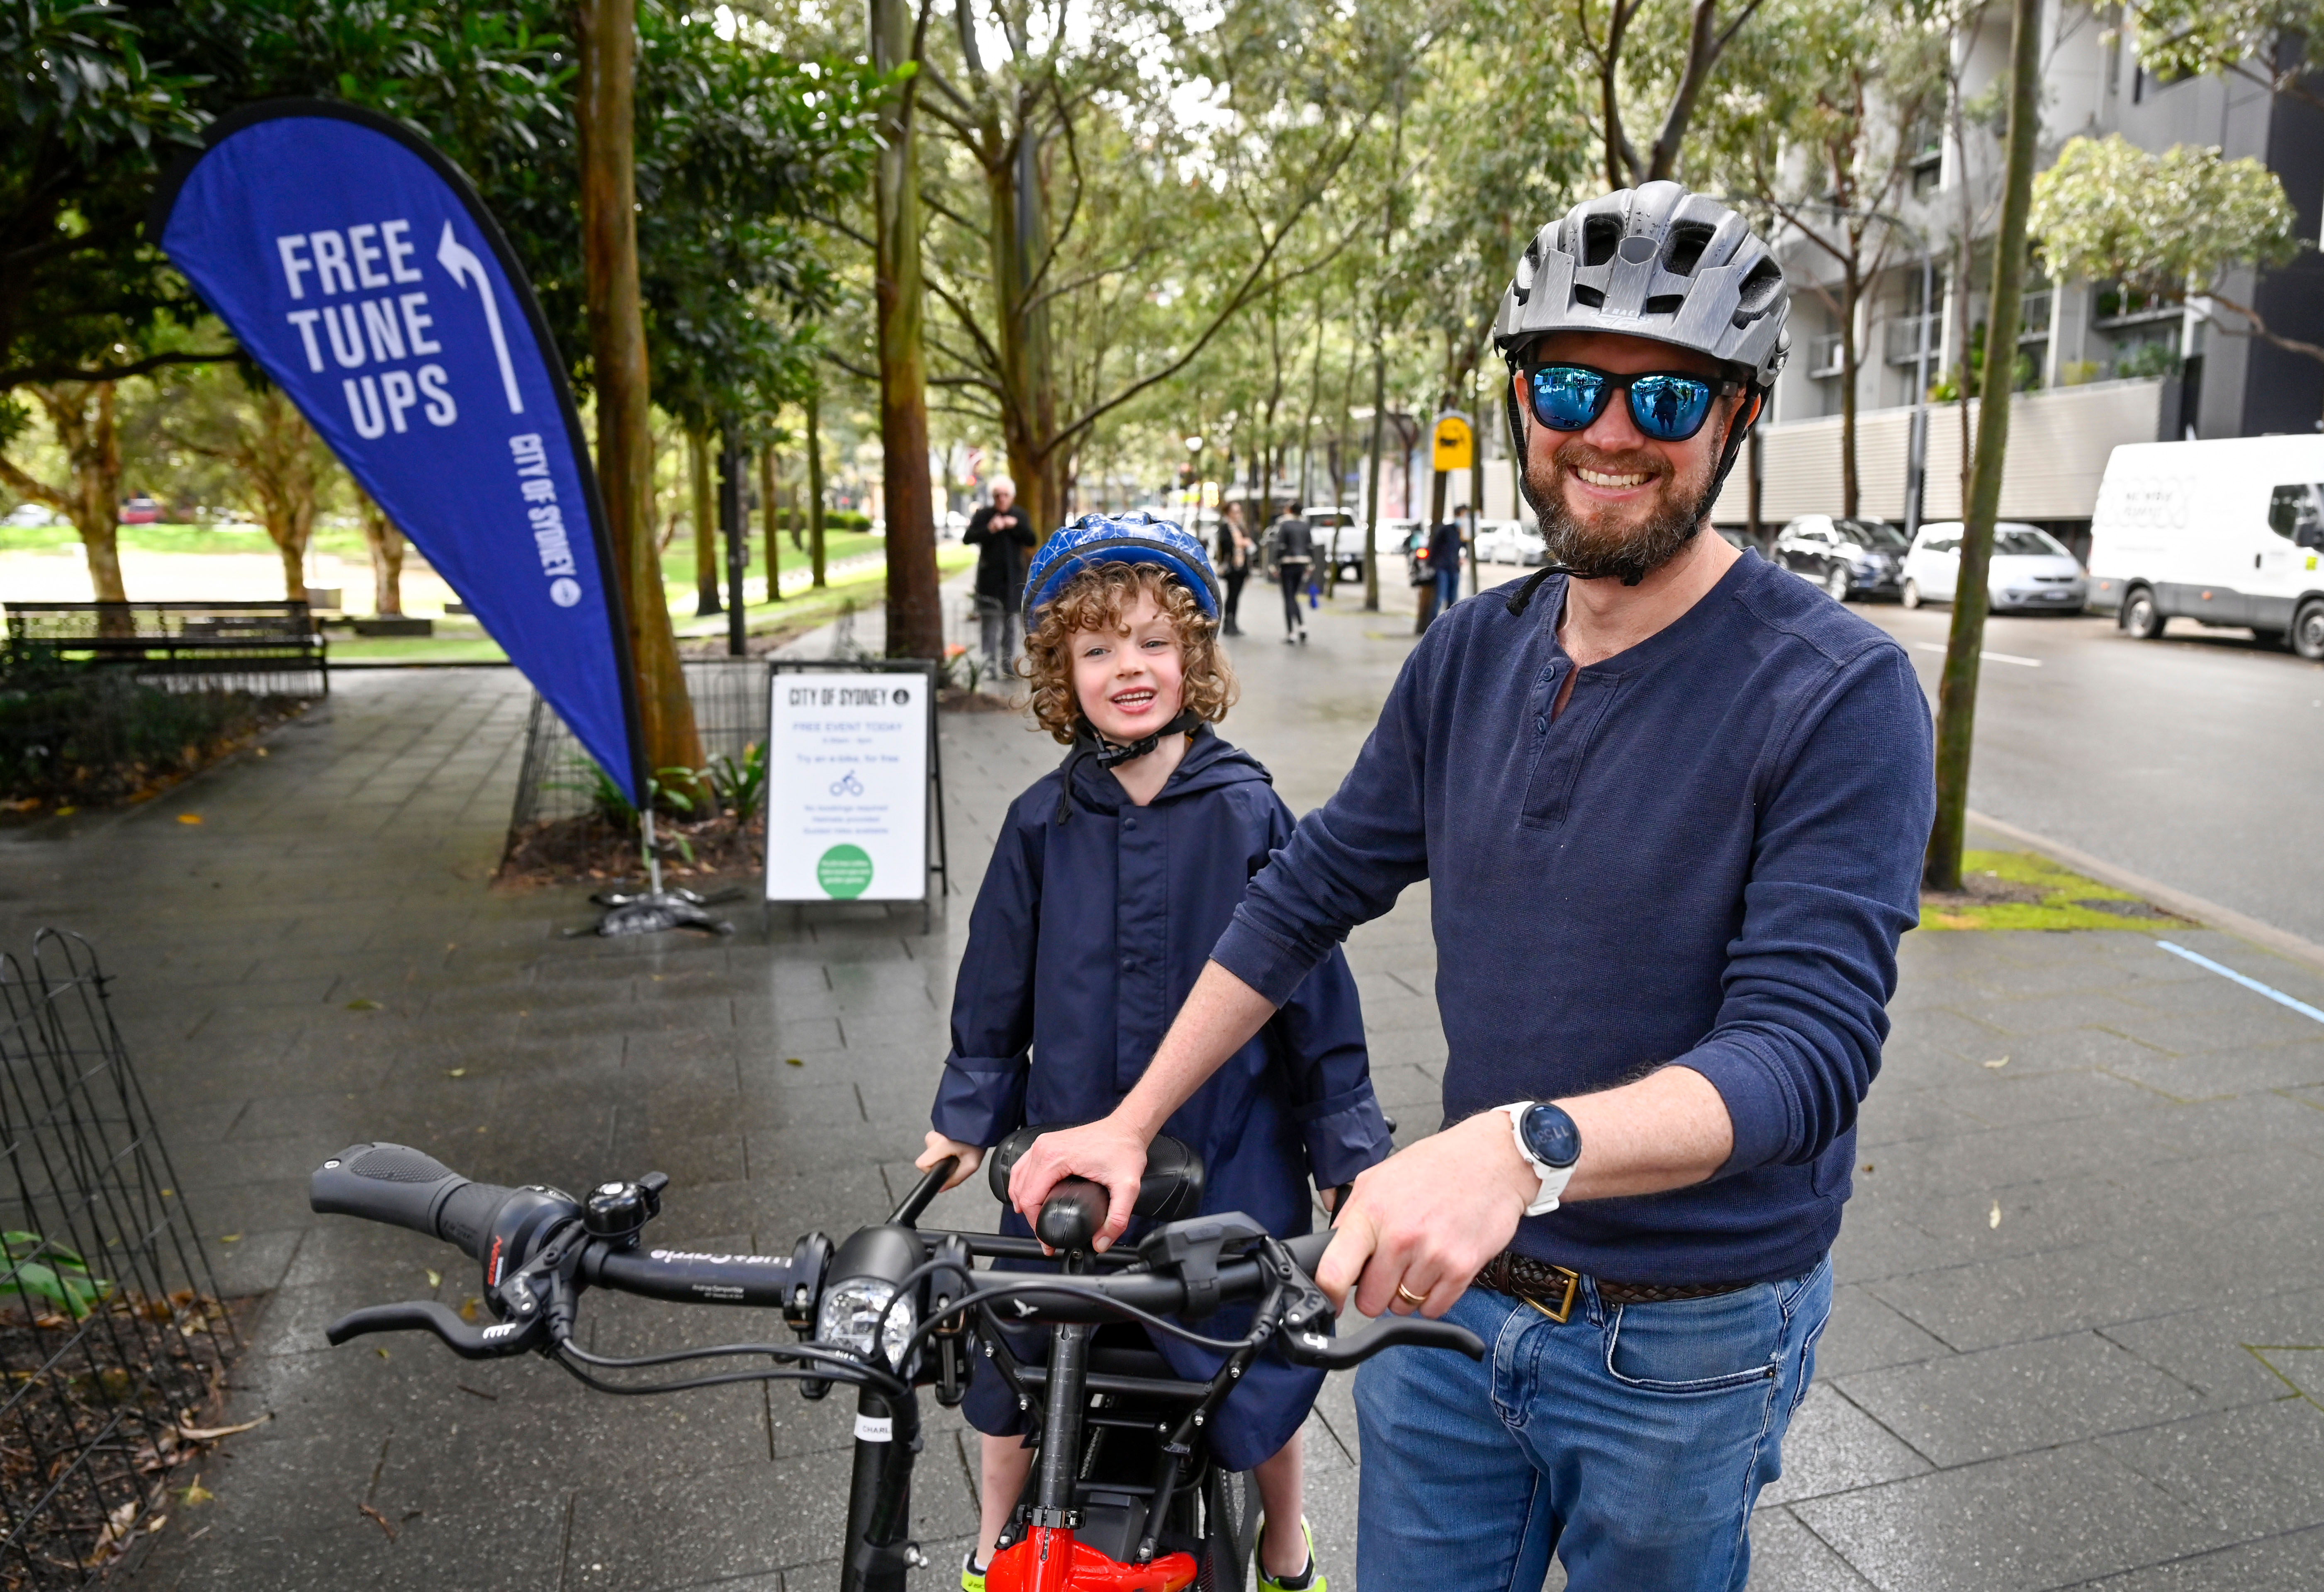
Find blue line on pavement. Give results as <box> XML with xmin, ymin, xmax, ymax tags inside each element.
<box><xmin>2155</xmin><ymin>941</ymin><xmax>2324</xmax><ymax>1026</ymax></box>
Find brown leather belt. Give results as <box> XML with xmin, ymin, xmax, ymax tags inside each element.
<box><xmin>1473</xmin><ymin>1249</ymin><xmax>1753</xmax><ymax>1324</ymax></box>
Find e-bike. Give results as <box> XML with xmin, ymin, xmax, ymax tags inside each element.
<box><xmin>308</xmin><ymin>1132</ymin><xmax>1480</xmax><ymax>1590</ymax></box>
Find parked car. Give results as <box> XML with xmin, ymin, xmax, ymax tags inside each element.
<box><xmin>1774</xmin><ymin>515</ymin><xmax>1908</xmax><ymax>601</ymax></box>
<box><xmin>1474</xmin><ymin>519</ymin><xmax>1547</xmax><ymax>566</ymax></box>
<box><xmin>118</xmin><ymin>495</ymin><xmax>161</xmax><ymax>525</ymax></box>
<box><xmin>2086</xmin><ymin>435</ymin><xmax>2324</xmax><ymax>657</ymax></box>
<box><xmin>3</xmin><ymin>502</ymin><xmax>58</xmax><ymax>528</ymax></box>
<box><xmin>1900</xmin><ymin>521</ymin><xmax>2088</xmax><ymax>612</ymax></box>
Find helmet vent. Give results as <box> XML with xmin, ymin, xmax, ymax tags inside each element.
<box><xmin>1572</xmin><ymin>284</ymin><xmax>1606</xmax><ymax>309</ymax></box>
<box><xmin>1643</xmin><ymin>294</ymin><xmax>1685</xmax><ymax>316</ymax></box>
<box><xmin>1733</xmin><ymin>259</ymin><xmax>1784</xmax><ymax>320</ymax></box>
<box><xmin>1581</xmin><ymin>215</ymin><xmax>1623</xmax><ymax>268</ymax></box>
<box><xmin>1664</xmin><ymin>224</ymin><xmax>1714</xmax><ymax>276</ymax></box>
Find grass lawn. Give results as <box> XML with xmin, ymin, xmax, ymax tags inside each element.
<box><xmin>1919</xmin><ymin>850</ymin><xmax>2188</xmax><ymax>931</ymax></box>
<box><xmin>326</xmin><ymin>544</ymin><xmax>974</xmax><ymax>664</ymax></box>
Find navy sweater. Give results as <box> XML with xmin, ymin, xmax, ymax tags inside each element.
<box><xmin>1211</xmin><ymin>553</ymin><xmax>1935</xmax><ymax>1285</ymax></box>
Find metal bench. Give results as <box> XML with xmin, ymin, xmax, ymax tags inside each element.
<box><xmin>2</xmin><ymin>601</ymin><xmax>328</xmax><ymax>697</ymax></box>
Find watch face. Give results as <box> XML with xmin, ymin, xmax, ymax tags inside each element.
<box><xmin>1521</xmin><ymin>1103</ymin><xmax>1582</xmax><ymax>1169</ymax></box>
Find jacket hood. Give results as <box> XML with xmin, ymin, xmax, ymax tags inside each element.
<box><xmin>1055</xmin><ymin>723</ymin><xmax>1272</xmax><ymax>817</ymax></box>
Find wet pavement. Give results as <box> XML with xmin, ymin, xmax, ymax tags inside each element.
<box><xmin>2</xmin><ymin>568</ymin><xmax>2322</xmax><ymax>1590</ymax></box>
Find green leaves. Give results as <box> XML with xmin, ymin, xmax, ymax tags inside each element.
<box><xmin>2030</xmin><ymin>134</ymin><xmax>2300</xmax><ymax>302</ymax></box>
<box><xmin>2</xmin><ymin>1230</ymin><xmax>113</xmax><ymax>1319</ymax></box>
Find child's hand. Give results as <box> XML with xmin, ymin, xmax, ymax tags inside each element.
<box><xmin>917</xmin><ymin>1132</ymin><xmax>983</xmax><ymax>1191</ymax></box>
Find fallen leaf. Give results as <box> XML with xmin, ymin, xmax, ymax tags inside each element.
<box><xmin>456</xmin><ymin>1383</ymin><xmax>498</xmax><ymax>1401</ymax></box>
<box><xmin>358</xmin><ymin>1502</ymin><xmax>397</xmax><ymax>1540</ymax></box>
<box><xmin>424</xmin><ymin>1269</ymin><xmax>442</xmax><ymax>1289</ymax></box>
<box><xmin>254</xmin><ymin>746</ymin><xmax>268</xmax><ymax>757</ymax></box>
<box><xmin>785</xmin><ymin>1057</ymin><xmax>804</xmax><ymax>1068</ymax></box>
<box><xmin>458</xmin><ymin>1296</ymin><xmax>480</xmax><ymax>1322</ymax></box>
<box><xmin>346</xmin><ymin>998</ymin><xmax>382</xmax><ymax>1011</ymax></box>
<box><xmin>375</xmin><ymin>1347</ymin><xmax>389</xmax><ymax>1359</ymax></box>
<box><xmin>54</xmin><ymin>806</ymin><xmax>76</xmax><ymax>816</ymax></box>
<box><xmin>178</xmin><ymin>1478</ymin><xmax>214</xmax><ymax>1506</ymax></box>
<box><xmin>177</xmin><ymin>813</ymin><xmax>203</xmax><ymax>825</ymax></box>
<box><xmin>1862</xmin><ymin>1163</ymin><xmax>1874</xmax><ymax>1173</ymax></box>
<box><xmin>145</xmin><ymin>1514</ymin><xmax>168</xmax><ymax>1534</ymax></box>
<box><xmin>1983</xmin><ymin>1056</ymin><xmax>2010</xmax><ymax>1069</ymax></box>
<box><xmin>445</xmin><ymin>1067</ymin><xmax>466</xmax><ymax>1078</ymax></box>
<box><xmin>218</xmin><ymin>1234</ymin><xmax>242</xmax><ymax>1244</ymax></box>
<box><xmin>178</xmin><ymin>1415</ymin><xmax>270</xmax><ymax>1441</ymax></box>
<box><xmin>1988</xmin><ymin>1201</ymin><xmax>2002</xmax><ymax>1229</ymax></box>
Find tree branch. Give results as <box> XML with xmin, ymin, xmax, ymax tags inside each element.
<box><xmin>0</xmin><ymin>347</ymin><xmax>238</xmax><ymax>388</ymax></box>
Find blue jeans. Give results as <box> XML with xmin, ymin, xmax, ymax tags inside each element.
<box><xmin>1435</xmin><ymin>567</ymin><xmax>1460</xmax><ymax>615</ymax></box>
<box><xmin>1354</xmin><ymin>1258</ymin><xmax>1831</xmax><ymax>1592</ymax></box>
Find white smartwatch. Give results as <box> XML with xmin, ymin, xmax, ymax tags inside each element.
<box><xmin>1498</xmin><ymin>1101</ymin><xmax>1583</xmax><ymax>1217</ymax></box>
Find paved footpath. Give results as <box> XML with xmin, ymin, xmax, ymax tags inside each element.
<box><xmin>4</xmin><ymin>574</ymin><xmax>2324</xmax><ymax>1590</ymax></box>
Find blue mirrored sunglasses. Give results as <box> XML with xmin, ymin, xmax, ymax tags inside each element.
<box><xmin>1524</xmin><ymin>363</ymin><xmax>1741</xmax><ymax>442</ymax></box>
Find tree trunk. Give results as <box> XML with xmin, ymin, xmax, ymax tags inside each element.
<box><xmin>577</xmin><ymin>0</ymin><xmax>701</xmax><ymax>784</ymax></box>
<box><xmin>1363</xmin><ymin>336</ymin><xmax>1388</xmax><ymax>613</ymax></box>
<box><xmin>870</xmin><ymin>0</ymin><xmax>942</xmax><ymax>658</ymax></box>
<box><xmin>760</xmin><ymin>442</ymin><xmax>782</xmax><ymax>602</ymax></box>
<box><xmin>1839</xmin><ymin>268</ymin><xmax>1861</xmax><ymax>520</ymax></box>
<box><xmin>358</xmin><ymin>493</ymin><xmax>406</xmax><ymax>615</ymax></box>
<box><xmin>245</xmin><ymin>386</ymin><xmax>322</xmax><ymax>603</ymax></box>
<box><xmin>689</xmin><ymin>427</ymin><xmax>719</xmax><ymax>616</ymax></box>
<box><xmin>1927</xmin><ymin>0</ymin><xmax>2042</xmax><ymax>892</ymax></box>
<box><xmin>13</xmin><ymin>384</ymin><xmax>129</xmax><ymax>604</ymax></box>
<box><xmin>806</xmin><ymin>386</ymin><xmax>828</xmax><ymax>589</ymax></box>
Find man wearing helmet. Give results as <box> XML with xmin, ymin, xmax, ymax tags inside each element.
<box><xmin>1008</xmin><ymin>185</ymin><xmax>1935</xmax><ymax>1590</ymax></box>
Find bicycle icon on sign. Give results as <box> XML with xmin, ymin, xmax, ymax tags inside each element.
<box><xmin>828</xmin><ymin>770</ymin><xmax>865</xmax><ymax>797</ymax></box>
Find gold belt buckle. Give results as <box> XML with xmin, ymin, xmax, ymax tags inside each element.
<box><xmin>1520</xmin><ymin>1266</ymin><xmax>1581</xmax><ymax>1325</ymax></box>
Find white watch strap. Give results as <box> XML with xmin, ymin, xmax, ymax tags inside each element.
<box><xmin>1501</xmin><ymin>1103</ymin><xmax>1575</xmax><ymax>1217</ymax></box>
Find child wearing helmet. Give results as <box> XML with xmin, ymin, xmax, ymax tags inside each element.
<box><xmin>915</xmin><ymin>514</ymin><xmax>1390</xmax><ymax>1592</ymax></box>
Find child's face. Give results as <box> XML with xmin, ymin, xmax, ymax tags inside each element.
<box><xmin>1071</xmin><ymin>592</ymin><xmax>1186</xmax><ymax>742</ymax></box>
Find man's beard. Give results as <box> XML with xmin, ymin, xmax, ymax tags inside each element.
<box><xmin>1520</xmin><ymin>437</ymin><xmax>1712</xmax><ymax>586</ymax></box>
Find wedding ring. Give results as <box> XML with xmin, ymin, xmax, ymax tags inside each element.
<box><xmin>1395</xmin><ymin>1283</ymin><xmax>1431</xmax><ymax>1307</ymax></box>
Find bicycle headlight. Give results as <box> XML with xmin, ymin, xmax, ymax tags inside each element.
<box><xmin>815</xmin><ymin>1224</ymin><xmax>924</xmax><ymax>1369</ymax></box>
<box><xmin>817</xmin><ymin>1276</ymin><xmax>916</xmax><ymax>1368</ymax></box>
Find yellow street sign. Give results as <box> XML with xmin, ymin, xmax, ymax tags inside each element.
<box><xmin>1432</xmin><ymin>414</ymin><xmax>1474</xmax><ymax>472</ymax></box>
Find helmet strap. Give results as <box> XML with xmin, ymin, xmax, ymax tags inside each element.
<box><xmin>1053</xmin><ymin>709</ymin><xmax>1203</xmax><ymax>822</ymax></box>
<box><xmin>1689</xmin><ymin>389</ymin><xmax>1765</xmax><ymax>530</ymax></box>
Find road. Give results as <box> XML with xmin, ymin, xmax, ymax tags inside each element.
<box><xmin>1857</xmin><ymin>600</ymin><xmax>2324</xmax><ymax>943</ymax></box>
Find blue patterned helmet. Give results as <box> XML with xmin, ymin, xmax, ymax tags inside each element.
<box><xmin>1021</xmin><ymin>512</ymin><xmax>1222</xmax><ymax>627</ymax></box>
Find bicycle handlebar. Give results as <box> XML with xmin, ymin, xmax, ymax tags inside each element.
<box><xmin>310</xmin><ymin>1142</ymin><xmax>514</xmax><ymax>1260</ymax></box>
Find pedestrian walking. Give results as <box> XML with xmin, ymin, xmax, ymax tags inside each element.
<box><xmin>1007</xmin><ymin>182</ymin><xmax>1935</xmax><ymax>1592</ymax></box>
<box><xmin>964</xmin><ymin>477</ymin><xmax>1036</xmax><ymax>671</ymax></box>
<box><xmin>1270</xmin><ymin>499</ymin><xmax>1314</xmax><ymax>644</ymax></box>
<box><xmin>1425</xmin><ymin>518</ymin><xmax>1463</xmax><ymax>628</ymax></box>
<box><xmin>1216</xmin><ymin>502</ymin><xmax>1256</xmax><ymax>637</ymax></box>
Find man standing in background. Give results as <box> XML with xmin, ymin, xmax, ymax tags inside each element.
<box><xmin>964</xmin><ymin>477</ymin><xmax>1035</xmax><ymax>671</ymax></box>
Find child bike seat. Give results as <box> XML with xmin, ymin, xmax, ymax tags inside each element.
<box><xmin>986</xmin><ymin>1125</ymin><xmax>1207</xmax><ymax>1224</ymax></box>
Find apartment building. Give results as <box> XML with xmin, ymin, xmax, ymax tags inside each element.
<box><xmin>1711</xmin><ymin>2</ymin><xmax>2324</xmax><ymax>548</ymax></box>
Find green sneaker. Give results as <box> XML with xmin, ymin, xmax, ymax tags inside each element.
<box><xmin>960</xmin><ymin>1548</ymin><xmax>987</xmax><ymax>1591</ymax></box>
<box><xmin>1255</xmin><ymin>1515</ymin><xmax>1325</xmax><ymax>1592</ymax></box>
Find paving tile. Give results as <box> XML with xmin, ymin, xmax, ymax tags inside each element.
<box><xmin>1759</xmin><ymin>1385</ymin><xmax>1934</xmax><ymax>1505</ymax></box>
<box><xmin>1811</xmin><ymin>1283</ymin><xmax>1956</xmax><ymax>1378</ymax></box>
<box><xmin>1836</xmin><ymin>1332</ymin><xmax>2206</xmax><ymax>1467</ymax></box>
<box><xmin>2076</xmin><ymin>1523</ymin><xmax>2324</xmax><ymax>1590</ymax></box>
<box><xmin>1745</xmin><ymin>1506</ymin><xmax>1876</xmax><ymax>1590</ymax></box>
<box><xmin>1792</xmin><ymin>1446</ymin><xmax>2231</xmax><ymax>1592</ymax></box>
<box><xmin>2101</xmin><ymin>1399</ymin><xmax>2324</xmax><ymax>1539</ymax></box>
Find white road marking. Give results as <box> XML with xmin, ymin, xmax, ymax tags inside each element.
<box><xmin>1913</xmin><ymin>641</ymin><xmax>2042</xmax><ymax>667</ymax></box>
<box><xmin>2156</xmin><ymin>941</ymin><xmax>2324</xmax><ymax>1025</ymax></box>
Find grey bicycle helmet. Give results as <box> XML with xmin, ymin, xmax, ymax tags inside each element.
<box><xmin>1492</xmin><ymin>183</ymin><xmax>1789</xmax><ymax>506</ymax></box>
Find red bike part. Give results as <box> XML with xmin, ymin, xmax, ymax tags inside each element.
<box><xmin>987</xmin><ymin>1527</ymin><xmax>1200</xmax><ymax>1592</ymax></box>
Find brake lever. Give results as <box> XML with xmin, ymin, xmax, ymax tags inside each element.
<box><xmin>324</xmin><ymin>1300</ymin><xmax>545</xmax><ymax>1359</ymax></box>
<box><xmin>1281</xmin><ymin>1312</ymin><xmax>1486</xmax><ymax>1370</ymax></box>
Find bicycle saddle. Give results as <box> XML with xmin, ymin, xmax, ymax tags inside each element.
<box><xmin>986</xmin><ymin>1125</ymin><xmax>1206</xmax><ymax>1227</ymax></box>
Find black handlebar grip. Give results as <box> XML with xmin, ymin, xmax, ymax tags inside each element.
<box><xmin>309</xmin><ymin>1143</ymin><xmax>509</xmax><ymax>1258</ymax></box>
<box><xmin>1036</xmin><ymin>1177</ymin><xmax>1110</xmax><ymax>1252</ymax></box>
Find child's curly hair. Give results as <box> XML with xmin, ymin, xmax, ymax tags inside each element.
<box><xmin>1022</xmin><ymin>561</ymin><xmax>1237</xmax><ymax>745</ymax></box>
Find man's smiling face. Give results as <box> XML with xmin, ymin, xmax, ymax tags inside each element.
<box><xmin>1514</xmin><ymin>330</ymin><xmax>1747</xmax><ymax>586</ymax></box>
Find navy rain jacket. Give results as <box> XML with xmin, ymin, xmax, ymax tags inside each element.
<box><xmin>933</xmin><ymin>726</ymin><xmax>1391</xmax><ymax>1468</ymax></box>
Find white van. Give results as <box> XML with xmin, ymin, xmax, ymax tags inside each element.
<box><xmin>2086</xmin><ymin>436</ymin><xmax>2324</xmax><ymax>659</ymax></box>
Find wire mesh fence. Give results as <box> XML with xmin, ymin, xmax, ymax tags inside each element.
<box><xmin>507</xmin><ymin>657</ymin><xmax>773</xmax><ymax>833</ymax></box>
<box><xmin>0</xmin><ymin>932</ymin><xmax>233</xmax><ymax>1587</ymax></box>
